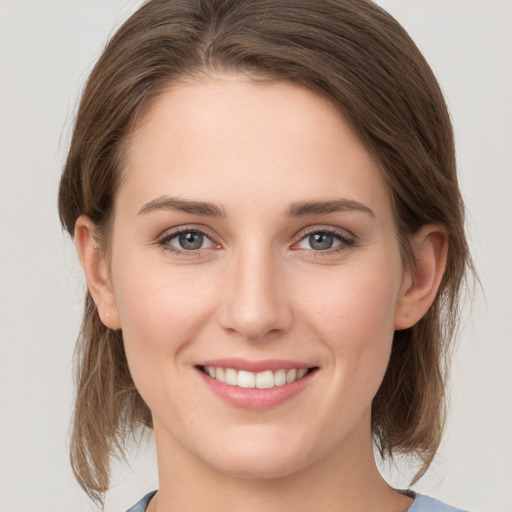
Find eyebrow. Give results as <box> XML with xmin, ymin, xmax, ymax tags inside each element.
<box><xmin>284</xmin><ymin>199</ymin><xmax>375</xmax><ymax>218</ymax></box>
<box><xmin>138</xmin><ymin>196</ymin><xmax>374</xmax><ymax>219</ymax></box>
<box><xmin>138</xmin><ymin>196</ymin><xmax>226</xmax><ymax>218</ymax></box>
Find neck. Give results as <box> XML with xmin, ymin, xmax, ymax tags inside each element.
<box><xmin>151</xmin><ymin>416</ymin><xmax>412</xmax><ymax>512</ymax></box>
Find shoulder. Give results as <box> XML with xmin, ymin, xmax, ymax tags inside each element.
<box><xmin>125</xmin><ymin>491</ymin><xmax>157</xmax><ymax>512</ymax></box>
<box><xmin>408</xmin><ymin>493</ymin><xmax>469</xmax><ymax>512</ymax></box>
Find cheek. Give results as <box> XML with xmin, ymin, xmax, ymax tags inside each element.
<box><xmin>300</xmin><ymin>260</ymin><xmax>402</xmax><ymax>391</ymax></box>
<box><xmin>116</xmin><ymin>272</ymin><xmax>216</xmax><ymax>345</ymax></box>
<box><xmin>109</xmin><ymin>247</ymin><xmax>217</xmax><ymax>393</ymax></box>
<box><xmin>304</xmin><ymin>264</ymin><xmax>400</xmax><ymax>343</ymax></box>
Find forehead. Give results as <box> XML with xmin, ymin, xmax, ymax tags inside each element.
<box><xmin>119</xmin><ymin>75</ymin><xmax>392</xmax><ymax>221</ymax></box>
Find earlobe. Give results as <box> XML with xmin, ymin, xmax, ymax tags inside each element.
<box><xmin>394</xmin><ymin>225</ymin><xmax>448</xmax><ymax>330</ymax></box>
<box><xmin>74</xmin><ymin>215</ymin><xmax>121</xmax><ymax>330</ymax></box>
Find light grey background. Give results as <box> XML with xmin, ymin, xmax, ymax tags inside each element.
<box><xmin>1</xmin><ymin>1</ymin><xmax>511</xmax><ymax>511</ymax></box>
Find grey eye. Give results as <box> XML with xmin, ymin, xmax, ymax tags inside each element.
<box><xmin>308</xmin><ymin>233</ymin><xmax>334</xmax><ymax>250</ymax></box>
<box><xmin>160</xmin><ymin>228</ymin><xmax>216</xmax><ymax>253</ymax></box>
<box><xmin>178</xmin><ymin>231</ymin><xmax>205</xmax><ymax>250</ymax></box>
<box><xmin>296</xmin><ymin>230</ymin><xmax>349</xmax><ymax>252</ymax></box>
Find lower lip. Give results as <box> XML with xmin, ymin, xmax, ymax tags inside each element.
<box><xmin>196</xmin><ymin>368</ymin><xmax>317</xmax><ymax>411</ymax></box>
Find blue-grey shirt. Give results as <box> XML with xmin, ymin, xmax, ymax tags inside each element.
<box><xmin>126</xmin><ymin>490</ymin><xmax>468</xmax><ymax>511</ymax></box>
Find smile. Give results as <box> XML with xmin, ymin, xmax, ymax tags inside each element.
<box><xmin>200</xmin><ymin>366</ymin><xmax>311</xmax><ymax>389</ymax></box>
<box><xmin>195</xmin><ymin>360</ymin><xmax>318</xmax><ymax>410</ymax></box>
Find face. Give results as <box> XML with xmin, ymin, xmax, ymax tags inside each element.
<box><xmin>104</xmin><ymin>76</ymin><xmax>411</xmax><ymax>478</ymax></box>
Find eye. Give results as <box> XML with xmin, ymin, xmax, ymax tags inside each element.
<box><xmin>295</xmin><ymin>229</ymin><xmax>354</xmax><ymax>252</ymax></box>
<box><xmin>159</xmin><ymin>229</ymin><xmax>217</xmax><ymax>252</ymax></box>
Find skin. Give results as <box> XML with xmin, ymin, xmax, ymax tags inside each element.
<box><xmin>76</xmin><ymin>75</ymin><xmax>447</xmax><ymax>512</ymax></box>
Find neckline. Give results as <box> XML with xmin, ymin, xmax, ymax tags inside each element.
<box><xmin>140</xmin><ymin>489</ymin><xmax>420</xmax><ymax>511</ymax></box>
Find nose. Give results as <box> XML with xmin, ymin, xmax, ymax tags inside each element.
<box><xmin>217</xmin><ymin>246</ymin><xmax>293</xmax><ymax>342</ymax></box>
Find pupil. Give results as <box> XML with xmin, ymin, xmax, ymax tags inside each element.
<box><xmin>179</xmin><ymin>231</ymin><xmax>203</xmax><ymax>250</ymax></box>
<box><xmin>310</xmin><ymin>233</ymin><xmax>333</xmax><ymax>250</ymax></box>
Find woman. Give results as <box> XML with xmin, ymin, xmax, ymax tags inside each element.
<box><xmin>58</xmin><ymin>0</ymin><xmax>471</xmax><ymax>510</ymax></box>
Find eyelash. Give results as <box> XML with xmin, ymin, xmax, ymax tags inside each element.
<box><xmin>293</xmin><ymin>227</ymin><xmax>355</xmax><ymax>254</ymax></box>
<box><xmin>157</xmin><ymin>225</ymin><xmax>355</xmax><ymax>256</ymax></box>
<box><xmin>157</xmin><ymin>226</ymin><xmax>219</xmax><ymax>257</ymax></box>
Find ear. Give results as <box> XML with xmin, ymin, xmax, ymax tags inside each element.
<box><xmin>74</xmin><ymin>215</ymin><xmax>121</xmax><ymax>330</ymax></box>
<box><xmin>394</xmin><ymin>224</ymin><xmax>448</xmax><ymax>330</ymax></box>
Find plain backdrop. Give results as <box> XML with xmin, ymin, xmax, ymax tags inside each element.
<box><xmin>1</xmin><ymin>1</ymin><xmax>511</xmax><ymax>511</ymax></box>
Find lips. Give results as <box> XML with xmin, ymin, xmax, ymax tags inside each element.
<box><xmin>195</xmin><ymin>359</ymin><xmax>318</xmax><ymax>410</ymax></box>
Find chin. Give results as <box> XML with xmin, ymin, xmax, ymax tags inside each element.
<box><xmin>197</xmin><ymin>431</ymin><xmax>315</xmax><ymax>480</ymax></box>
<box><xmin>209</xmin><ymin>453</ymin><xmax>305</xmax><ymax>481</ymax></box>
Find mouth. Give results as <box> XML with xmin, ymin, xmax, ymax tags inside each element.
<box><xmin>194</xmin><ymin>358</ymin><xmax>319</xmax><ymax>409</ymax></box>
<box><xmin>197</xmin><ymin>365</ymin><xmax>317</xmax><ymax>389</ymax></box>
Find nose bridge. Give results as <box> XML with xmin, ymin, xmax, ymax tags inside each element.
<box><xmin>219</xmin><ymin>240</ymin><xmax>291</xmax><ymax>341</ymax></box>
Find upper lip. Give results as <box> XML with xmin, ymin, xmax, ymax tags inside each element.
<box><xmin>195</xmin><ymin>358</ymin><xmax>316</xmax><ymax>373</ymax></box>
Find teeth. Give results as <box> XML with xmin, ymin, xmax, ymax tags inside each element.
<box><xmin>274</xmin><ymin>369</ymin><xmax>287</xmax><ymax>386</ymax></box>
<box><xmin>238</xmin><ymin>370</ymin><xmax>256</xmax><ymax>388</ymax></box>
<box><xmin>286</xmin><ymin>368</ymin><xmax>297</xmax><ymax>383</ymax></box>
<box><xmin>215</xmin><ymin>367</ymin><xmax>225</xmax><ymax>383</ymax></box>
<box><xmin>256</xmin><ymin>370</ymin><xmax>274</xmax><ymax>389</ymax></box>
<box><xmin>297</xmin><ymin>368</ymin><xmax>308</xmax><ymax>379</ymax></box>
<box><xmin>225</xmin><ymin>368</ymin><xmax>237</xmax><ymax>386</ymax></box>
<box><xmin>202</xmin><ymin>366</ymin><xmax>311</xmax><ymax>388</ymax></box>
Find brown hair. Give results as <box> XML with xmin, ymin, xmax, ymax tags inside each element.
<box><xmin>58</xmin><ymin>0</ymin><xmax>471</xmax><ymax>505</ymax></box>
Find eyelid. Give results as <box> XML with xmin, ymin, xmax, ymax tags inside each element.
<box><xmin>291</xmin><ymin>225</ymin><xmax>355</xmax><ymax>252</ymax></box>
<box><xmin>155</xmin><ymin>223</ymin><xmax>355</xmax><ymax>256</ymax></box>
<box><xmin>157</xmin><ymin>224</ymin><xmax>222</xmax><ymax>255</ymax></box>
